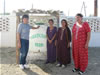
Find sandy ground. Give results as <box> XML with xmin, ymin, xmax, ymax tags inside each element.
<box><xmin>0</xmin><ymin>47</ymin><xmax>100</xmax><ymax>75</ymax></box>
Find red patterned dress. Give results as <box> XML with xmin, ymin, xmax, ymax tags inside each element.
<box><xmin>72</xmin><ymin>22</ymin><xmax>91</xmax><ymax>72</ymax></box>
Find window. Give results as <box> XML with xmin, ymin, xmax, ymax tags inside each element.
<box><xmin>0</xmin><ymin>17</ymin><xmax>10</xmax><ymax>32</ymax></box>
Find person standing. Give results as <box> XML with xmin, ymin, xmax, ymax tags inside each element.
<box><xmin>17</xmin><ymin>15</ymin><xmax>40</xmax><ymax>69</ymax></box>
<box><xmin>56</xmin><ymin>19</ymin><xmax>71</xmax><ymax>68</ymax></box>
<box><xmin>46</xmin><ymin>19</ymin><xmax>57</xmax><ymax>64</ymax></box>
<box><xmin>72</xmin><ymin>13</ymin><xmax>91</xmax><ymax>75</ymax></box>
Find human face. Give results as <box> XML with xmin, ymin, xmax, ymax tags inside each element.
<box><xmin>76</xmin><ymin>16</ymin><xmax>82</xmax><ymax>23</ymax></box>
<box><xmin>61</xmin><ymin>21</ymin><xmax>66</xmax><ymax>28</ymax></box>
<box><xmin>49</xmin><ymin>21</ymin><xmax>53</xmax><ymax>26</ymax></box>
<box><xmin>23</xmin><ymin>18</ymin><xmax>28</xmax><ymax>24</ymax></box>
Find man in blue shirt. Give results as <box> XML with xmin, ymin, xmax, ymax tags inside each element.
<box><xmin>17</xmin><ymin>15</ymin><xmax>40</xmax><ymax>69</ymax></box>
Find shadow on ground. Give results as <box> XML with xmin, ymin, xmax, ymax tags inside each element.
<box><xmin>0</xmin><ymin>47</ymin><xmax>100</xmax><ymax>75</ymax></box>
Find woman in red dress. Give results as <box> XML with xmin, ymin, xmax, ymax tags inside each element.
<box><xmin>72</xmin><ymin>13</ymin><xmax>91</xmax><ymax>75</ymax></box>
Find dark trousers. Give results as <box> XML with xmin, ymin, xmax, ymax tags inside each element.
<box><xmin>20</xmin><ymin>39</ymin><xmax>29</xmax><ymax>65</ymax></box>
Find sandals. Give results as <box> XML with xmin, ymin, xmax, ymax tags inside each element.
<box><xmin>72</xmin><ymin>68</ymin><xmax>85</xmax><ymax>75</ymax></box>
<box><xmin>72</xmin><ymin>68</ymin><xmax>79</xmax><ymax>72</ymax></box>
<box><xmin>78</xmin><ymin>71</ymin><xmax>85</xmax><ymax>75</ymax></box>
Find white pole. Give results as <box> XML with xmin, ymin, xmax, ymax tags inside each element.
<box><xmin>4</xmin><ymin>0</ymin><xmax>5</xmax><ymax>15</ymax></box>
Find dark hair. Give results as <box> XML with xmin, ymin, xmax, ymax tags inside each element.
<box><xmin>22</xmin><ymin>14</ymin><xmax>29</xmax><ymax>20</ymax></box>
<box><xmin>48</xmin><ymin>19</ymin><xmax>54</xmax><ymax>23</ymax></box>
<box><xmin>76</xmin><ymin>13</ymin><xmax>83</xmax><ymax>17</ymax></box>
<box><xmin>61</xmin><ymin>19</ymin><xmax>68</xmax><ymax>27</ymax></box>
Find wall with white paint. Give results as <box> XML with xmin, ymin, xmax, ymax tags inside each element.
<box><xmin>0</xmin><ymin>13</ymin><xmax>100</xmax><ymax>48</ymax></box>
<box><xmin>0</xmin><ymin>14</ymin><xmax>16</xmax><ymax>47</ymax></box>
<box><xmin>59</xmin><ymin>14</ymin><xmax>100</xmax><ymax>47</ymax></box>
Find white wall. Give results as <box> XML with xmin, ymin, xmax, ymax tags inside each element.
<box><xmin>0</xmin><ymin>13</ymin><xmax>100</xmax><ymax>48</ymax></box>
<box><xmin>89</xmin><ymin>32</ymin><xmax>100</xmax><ymax>47</ymax></box>
<box><xmin>0</xmin><ymin>14</ymin><xmax>16</xmax><ymax>47</ymax></box>
<box><xmin>59</xmin><ymin>14</ymin><xmax>100</xmax><ymax>47</ymax></box>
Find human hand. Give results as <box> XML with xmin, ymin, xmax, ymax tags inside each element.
<box><xmin>67</xmin><ymin>42</ymin><xmax>70</xmax><ymax>48</ymax></box>
<box><xmin>85</xmin><ymin>43</ymin><xmax>88</xmax><ymax>49</ymax></box>
<box><xmin>37</xmin><ymin>26</ymin><xmax>40</xmax><ymax>29</ymax></box>
<box><xmin>18</xmin><ymin>42</ymin><xmax>21</xmax><ymax>49</ymax></box>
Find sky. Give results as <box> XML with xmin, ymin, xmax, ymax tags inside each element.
<box><xmin>0</xmin><ymin>0</ymin><xmax>100</xmax><ymax>16</ymax></box>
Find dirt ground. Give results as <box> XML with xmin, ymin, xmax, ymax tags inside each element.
<box><xmin>0</xmin><ymin>47</ymin><xmax>100</xmax><ymax>75</ymax></box>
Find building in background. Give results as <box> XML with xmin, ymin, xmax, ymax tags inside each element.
<box><xmin>0</xmin><ymin>9</ymin><xmax>100</xmax><ymax>48</ymax></box>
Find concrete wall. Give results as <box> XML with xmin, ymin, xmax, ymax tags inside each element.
<box><xmin>89</xmin><ymin>32</ymin><xmax>100</xmax><ymax>47</ymax></box>
<box><xmin>0</xmin><ymin>14</ymin><xmax>16</xmax><ymax>47</ymax></box>
<box><xmin>0</xmin><ymin>14</ymin><xmax>100</xmax><ymax>48</ymax></box>
<box><xmin>59</xmin><ymin>14</ymin><xmax>100</xmax><ymax>47</ymax></box>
